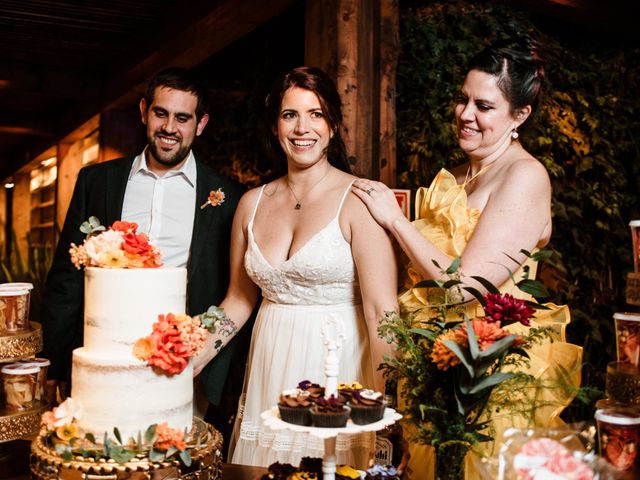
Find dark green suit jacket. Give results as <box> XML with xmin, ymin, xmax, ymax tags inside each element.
<box><xmin>41</xmin><ymin>156</ymin><xmax>248</xmax><ymax>405</ymax></box>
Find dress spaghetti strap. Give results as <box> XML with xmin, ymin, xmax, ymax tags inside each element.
<box><xmin>248</xmin><ymin>185</ymin><xmax>266</xmax><ymax>226</ymax></box>
<box><xmin>335</xmin><ymin>180</ymin><xmax>355</xmax><ymax>219</ymax></box>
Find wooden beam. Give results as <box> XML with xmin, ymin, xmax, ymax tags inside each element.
<box><xmin>0</xmin><ymin>112</ymin><xmax>54</xmax><ymax>136</ymax></box>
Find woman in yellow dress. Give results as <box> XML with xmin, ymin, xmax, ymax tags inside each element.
<box><xmin>352</xmin><ymin>37</ymin><xmax>582</xmax><ymax>479</ymax></box>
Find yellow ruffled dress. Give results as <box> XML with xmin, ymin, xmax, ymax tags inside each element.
<box><xmin>398</xmin><ymin>169</ymin><xmax>583</xmax><ymax>480</ymax></box>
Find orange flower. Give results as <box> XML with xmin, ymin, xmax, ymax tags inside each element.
<box><xmin>154</xmin><ymin>422</ymin><xmax>187</xmax><ymax>451</ymax></box>
<box><xmin>200</xmin><ymin>188</ymin><xmax>225</xmax><ymax>209</ymax></box>
<box><xmin>455</xmin><ymin>318</ymin><xmax>510</xmax><ymax>350</ymax></box>
<box><xmin>133</xmin><ymin>337</ymin><xmax>154</xmax><ymax>360</ymax></box>
<box><xmin>431</xmin><ymin>329</ymin><xmax>464</xmax><ymax>370</ymax></box>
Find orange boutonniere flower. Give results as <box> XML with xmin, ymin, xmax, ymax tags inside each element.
<box><xmin>200</xmin><ymin>188</ymin><xmax>225</xmax><ymax>209</ymax></box>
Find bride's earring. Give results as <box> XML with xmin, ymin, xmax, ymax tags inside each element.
<box><xmin>511</xmin><ymin>128</ymin><xmax>519</xmax><ymax>140</ymax></box>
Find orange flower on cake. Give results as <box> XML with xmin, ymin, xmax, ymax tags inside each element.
<box><xmin>153</xmin><ymin>422</ymin><xmax>187</xmax><ymax>451</ymax></box>
<box><xmin>133</xmin><ymin>313</ymin><xmax>208</xmax><ymax>375</ymax></box>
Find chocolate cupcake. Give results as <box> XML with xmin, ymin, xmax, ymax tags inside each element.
<box><xmin>310</xmin><ymin>395</ymin><xmax>351</xmax><ymax>428</ymax></box>
<box><xmin>298</xmin><ymin>457</ymin><xmax>323</xmax><ymax>480</ymax></box>
<box><xmin>261</xmin><ymin>462</ymin><xmax>298</xmax><ymax>480</ymax></box>
<box><xmin>364</xmin><ymin>464</ymin><xmax>400</xmax><ymax>480</ymax></box>
<box><xmin>348</xmin><ymin>389</ymin><xmax>386</xmax><ymax>425</ymax></box>
<box><xmin>278</xmin><ymin>388</ymin><xmax>313</xmax><ymax>426</ymax></box>
<box><xmin>298</xmin><ymin>380</ymin><xmax>325</xmax><ymax>400</ymax></box>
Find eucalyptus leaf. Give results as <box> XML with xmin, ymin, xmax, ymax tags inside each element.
<box><xmin>85</xmin><ymin>432</ymin><xmax>96</xmax><ymax>444</ymax></box>
<box><xmin>179</xmin><ymin>449</ymin><xmax>193</xmax><ymax>467</ymax></box>
<box><xmin>166</xmin><ymin>446</ymin><xmax>178</xmax><ymax>458</ymax></box>
<box><xmin>462</xmin><ymin>286</ymin><xmax>485</xmax><ymax>305</ymax></box>
<box><xmin>145</xmin><ymin>424</ymin><xmax>158</xmax><ymax>445</ymax></box>
<box><xmin>149</xmin><ymin>448</ymin><xmax>165</xmax><ymax>462</ymax></box>
<box><xmin>113</xmin><ymin>427</ymin><xmax>122</xmax><ymax>444</ymax></box>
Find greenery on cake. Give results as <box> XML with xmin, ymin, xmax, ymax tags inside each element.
<box><xmin>69</xmin><ymin>217</ymin><xmax>161</xmax><ymax>269</ymax></box>
<box><xmin>41</xmin><ymin>398</ymin><xmax>193</xmax><ymax>465</ymax></box>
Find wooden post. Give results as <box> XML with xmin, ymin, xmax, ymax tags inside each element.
<box><xmin>304</xmin><ymin>0</ymin><xmax>398</xmax><ymax>185</ymax></box>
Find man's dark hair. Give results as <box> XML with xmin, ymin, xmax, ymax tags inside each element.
<box><xmin>144</xmin><ymin>67</ymin><xmax>209</xmax><ymax>121</ymax></box>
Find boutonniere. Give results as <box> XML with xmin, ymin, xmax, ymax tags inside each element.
<box><xmin>200</xmin><ymin>188</ymin><xmax>225</xmax><ymax>209</ymax></box>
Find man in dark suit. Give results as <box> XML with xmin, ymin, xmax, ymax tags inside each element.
<box><xmin>40</xmin><ymin>67</ymin><xmax>250</xmax><ymax>452</ymax></box>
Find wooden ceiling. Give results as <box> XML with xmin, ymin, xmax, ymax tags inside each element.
<box><xmin>0</xmin><ymin>0</ymin><xmax>637</xmax><ymax>180</ymax></box>
<box><xmin>0</xmin><ymin>0</ymin><xmax>296</xmax><ymax>179</ymax></box>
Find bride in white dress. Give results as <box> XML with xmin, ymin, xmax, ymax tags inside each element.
<box><xmin>193</xmin><ymin>67</ymin><xmax>398</xmax><ymax>467</ymax></box>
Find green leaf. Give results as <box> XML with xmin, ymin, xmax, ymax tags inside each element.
<box><xmin>166</xmin><ymin>446</ymin><xmax>178</xmax><ymax>458</ymax></box>
<box><xmin>443</xmin><ymin>340</ymin><xmax>473</xmax><ymax>377</ymax></box>
<box><xmin>446</xmin><ymin>257</ymin><xmax>461</xmax><ymax>274</ymax></box>
<box><xmin>414</xmin><ymin>279</ymin><xmax>444</xmax><ymax>289</ymax></box>
<box><xmin>468</xmin><ymin>372</ymin><xmax>515</xmax><ymax>394</ymax></box>
<box><xmin>530</xmin><ymin>249</ymin><xmax>553</xmax><ymax>261</ymax></box>
<box><xmin>109</xmin><ymin>445</ymin><xmax>135</xmax><ymax>463</ymax></box>
<box><xmin>442</xmin><ymin>279</ymin><xmax>463</xmax><ymax>289</ymax></box>
<box><xmin>149</xmin><ymin>448</ymin><xmax>165</xmax><ymax>463</ymax></box>
<box><xmin>465</xmin><ymin>318</ymin><xmax>480</xmax><ymax>361</ymax></box>
<box><xmin>476</xmin><ymin>335</ymin><xmax>519</xmax><ymax>360</ymax></box>
<box><xmin>85</xmin><ymin>433</ymin><xmax>96</xmax><ymax>444</ymax></box>
<box><xmin>179</xmin><ymin>449</ymin><xmax>193</xmax><ymax>467</ymax></box>
<box><xmin>461</xmin><ymin>286</ymin><xmax>485</xmax><ymax>304</ymax></box>
<box><xmin>516</xmin><ymin>279</ymin><xmax>550</xmax><ymax>298</ymax></box>
<box><xmin>113</xmin><ymin>427</ymin><xmax>122</xmax><ymax>444</ymax></box>
<box><xmin>469</xmin><ymin>276</ymin><xmax>500</xmax><ymax>295</ymax></box>
<box><xmin>145</xmin><ymin>424</ymin><xmax>158</xmax><ymax>445</ymax></box>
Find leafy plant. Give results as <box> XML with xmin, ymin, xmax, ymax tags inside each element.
<box><xmin>379</xmin><ymin>254</ymin><xmax>554</xmax><ymax>479</ymax></box>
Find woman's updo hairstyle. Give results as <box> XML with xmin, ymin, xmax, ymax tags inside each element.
<box><xmin>468</xmin><ymin>36</ymin><xmax>546</xmax><ymax>128</ymax></box>
<box><xmin>265</xmin><ymin>66</ymin><xmax>351</xmax><ymax>175</ymax></box>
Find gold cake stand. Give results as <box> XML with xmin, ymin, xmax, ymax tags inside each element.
<box><xmin>0</xmin><ymin>322</ymin><xmax>47</xmax><ymax>447</ymax></box>
<box><xmin>30</xmin><ymin>417</ymin><xmax>223</xmax><ymax>480</ymax></box>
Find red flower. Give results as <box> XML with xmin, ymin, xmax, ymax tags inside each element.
<box><xmin>154</xmin><ymin>422</ymin><xmax>187</xmax><ymax>451</ymax></box>
<box><xmin>146</xmin><ymin>314</ymin><xmax>191</xmax><ymax>374</ymax></box>
<box><xmin>483</xmin><ymin>293</ymin><xmax>535</xmax><ymax>326</ymax></box>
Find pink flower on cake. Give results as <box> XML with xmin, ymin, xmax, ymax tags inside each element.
<box><xmin>154</xmin><ymin>422</ymin><xmax>187</xmax><ymax>451</ymax></box>
<box><xmin>200</xmin><ymin>188</ymin><xmax>225</xmax><ymax>209</ymax></box>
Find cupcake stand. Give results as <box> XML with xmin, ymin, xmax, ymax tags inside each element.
<box><xmin>0</xmin><ymin>322</ymin><xmax>48</xmax><ymax>455</ymax></box>
<box><xmin>261</xmin><ymin>316</ymin><xmax>401</xmax><ymax>480</ymax></box>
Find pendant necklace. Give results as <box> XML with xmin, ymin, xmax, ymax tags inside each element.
<box><xmin>286</xmin><ymin>165</ymin><xmax>332</xmax><ymax>210</ymax></box>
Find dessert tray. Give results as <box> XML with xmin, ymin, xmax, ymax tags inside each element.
<box><xmin>261</xmin><ymin>406</ymin><xmax>401</xmax><ymax>439</ymax></box>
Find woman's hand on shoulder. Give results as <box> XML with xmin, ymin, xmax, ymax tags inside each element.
<box><xmin>352</xmin><ymin>178</ymin><xmax>407</xmax><ymax>231</ymax></box>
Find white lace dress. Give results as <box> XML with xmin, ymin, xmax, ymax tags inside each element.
<box><xmin>228</xmin><ymin>182</ymin><xmax>375</xmax><ymax>467</ymax></box>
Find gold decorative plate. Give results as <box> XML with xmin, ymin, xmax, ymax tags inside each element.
<box><xmin>30</xmin><ymin>417</ymin><xmax>223</xmax><ymax>480</ymax></box>
<box><xmin>0</xmin><ymin>321</ymin><xmax>43</xmax><ymax>361</ymax></box>
<box><xmin>0</xmin><ymin>400</ymin><xmax>48</xmax><ymax>442</ymax></box>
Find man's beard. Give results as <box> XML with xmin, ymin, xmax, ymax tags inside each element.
<box><xmin>147</xmin><ymin>134</ymin><xmax>192</xmax><ymax>167</ymax></box>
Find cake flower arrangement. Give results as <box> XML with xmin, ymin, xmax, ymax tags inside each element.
<box><xmin>69</xmin><ymin>217</ymin><xmax>161</xmax><ymax>269</ymax></box>
<box><xmin>379</xmin><ymin>252</ymin><xmax>555</xmax><ymax>480</ymax></box>
<box><xmin>41</xmin><ymin>398</ymin><xmax>192</xmax><ymax>465</ymax></box>
<box><xmin>133</xmin><ymin>306</ymin><xmax>236</xmax><ymax>375</ymax></box>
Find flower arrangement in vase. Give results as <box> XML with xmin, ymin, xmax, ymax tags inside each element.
<box><xmin>379</xmin><ymin>251</ymin><xmax>557</xmax><ymax>479</ymax></box>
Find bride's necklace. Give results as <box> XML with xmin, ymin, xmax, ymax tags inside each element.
<box><xmin>286</xmin><ymin>165</ymin><xmax>332</xmax><ymax>210</ymax></box>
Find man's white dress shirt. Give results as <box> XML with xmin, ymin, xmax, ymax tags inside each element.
<box><xmin>121</xmin><ymin>150</ymin><xmax>196</xmax><ymax>268</ymax></box>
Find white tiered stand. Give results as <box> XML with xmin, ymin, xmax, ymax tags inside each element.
<box><xmin>260</xmin><ymin>315</ymin><xmax>401</xmax><ymax>480</ymax></box>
